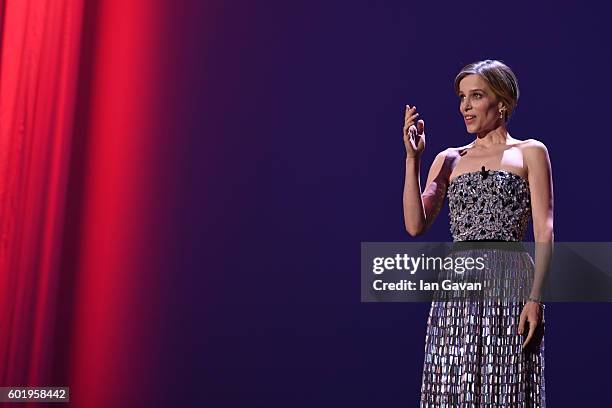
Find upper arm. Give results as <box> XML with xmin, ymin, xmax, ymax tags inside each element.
<box><xmin>425</xmin><ymin>149</ymin><xmax>448</xmax><ymax>188</ymax></box>
<box><xmin>524</xmin><ymin>139</ymin><xmax>554</xmax><ymax>239</ymax></box>
<box><xmin>421</xmin><ymin>149</ymin><xmax>455</xmax><ymax>230</ymax></box>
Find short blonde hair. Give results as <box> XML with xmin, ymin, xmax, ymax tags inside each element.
<box><xmin>454</xmin><ymin>60</ymin><xmax>520</xmax><ymax>122</ymax></box>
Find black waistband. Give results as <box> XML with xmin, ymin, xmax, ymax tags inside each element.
<box><xmin>449</xmin><ymin>239</ymin><xmax>527</xmax><ymax>253</ymax></box>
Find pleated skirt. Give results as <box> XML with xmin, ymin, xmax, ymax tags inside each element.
<box><xmin>420</xmin><ymin>246</ymin><xmax>546</xmax><ymax>407</ymax></box>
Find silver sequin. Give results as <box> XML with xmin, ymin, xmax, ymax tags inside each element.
<box><xmin>448</xmin><ymin>170</ymin><xmax>531</xmax><ymax>242</ymax></box>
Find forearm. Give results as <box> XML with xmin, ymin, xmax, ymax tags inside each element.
<box><xmin>403</xmin><ymin>157</ymin><xmax>425</xmax><ymax>235</ymax></box>
<box><xmin>529</xmin><ymin>227</ymin><xmax>554</xmax><ymax>300</ymax></box>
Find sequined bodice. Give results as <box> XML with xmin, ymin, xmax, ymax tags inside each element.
<box><xmin>447</xmin><ymin>170</ymin><xmax>531</xmax><ymax>242</ymax></box>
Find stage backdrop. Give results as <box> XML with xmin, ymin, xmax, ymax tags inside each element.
<box><xmin>0</xmin><ymin>1</ymin><xmax>611</xmax><ymax>407</ymax></box>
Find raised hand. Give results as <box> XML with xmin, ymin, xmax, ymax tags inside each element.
<box><xmin>403</xmin><ymin>105</ymin><xmax>426</xmax><ymax>158</ymax></box>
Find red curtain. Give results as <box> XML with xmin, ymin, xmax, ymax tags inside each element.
<box><xmin>0</xmin><ymin>0</ymin><xmax>83</xmax><ymax>387</ymax></box>
<box><xmin>0</xmin><ymin>1</ymin><xmax>165</xmax><ymax>406</ymax></box>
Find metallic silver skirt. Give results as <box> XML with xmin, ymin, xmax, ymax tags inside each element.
<box><xmin>420</xmin><ymin>246</ymin><xmax>546</xmax><ymax>407</ymax></box>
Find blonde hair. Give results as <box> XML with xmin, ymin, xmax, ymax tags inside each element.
<box><xmin>454</xmin><ymin>59</ymin><xmax>520</xmax><ymax>122</ymax></box>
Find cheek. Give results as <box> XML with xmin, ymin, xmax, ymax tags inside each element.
<box><xmin>473</xmin><ymin>99</ymin><xmax>488</xmax><ymax>109</ymax></box>
<box><xmin>476</xmin><ymin>102</ymin><xmax>496</xmax><ymax>115</ymax></box>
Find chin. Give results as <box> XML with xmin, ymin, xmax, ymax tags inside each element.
<box><xmin>467</xmin><ymin>124</ymin><xmax>483</xmax><ymax>133</ymax></box>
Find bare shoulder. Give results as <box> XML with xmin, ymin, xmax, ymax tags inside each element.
<box><xmin>425</xmin><ymin>147</ymin><xmax>461</xmax><ymax>185</ymax></box>
<box><xmin>519</xmin><ymin>138</ymin><xmax>551</xmax><ymax>162</ymax></box>
<box><xmin>427</xmin><ymin>148</ymin><xmax>450</xmax><ymax>172</ymax></box>
<box><xmin>517</xmin><ymin>139</ymin><xmax>552</xmax><ymax>180</ymax></box>
<box><xmin>520</xmin><ymin>138</ymin><xmax>549</xmax><ymax>150</ymax></box>
<box><xmin>431</xmin><ymin>146</ymin><xmax>462</xmax><ymax>165</ymax></box>
<box><xmin>447</xmin><ymin>142</ymin><xmax>474</xmax><ymax>152</ymax></box>
<box><xmin>514</xmin><ymin>139</ymin><xmax>547</xmax><ymax>153</ymax></box>
<box><xmin>433</xmin><ymin>147</ymin><xmax>452</xmax><ymax>160</ymax></box>
<box><xmin>424</xmin><ymin>147</ymin><xmax>456</xmax><ymax>177</ymax></box>
<box><xmin>440</xmin><ymin>144</ymin><xmax>472</xmax><ymax>163</ymax></box>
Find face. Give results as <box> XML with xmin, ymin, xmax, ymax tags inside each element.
<box><xmin>458</xmin><ymin>74</ymin><xmax>504</xmax><ymax>134</ymax></box>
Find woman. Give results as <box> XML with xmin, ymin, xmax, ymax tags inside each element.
<box><xmin>403</xmin><ymin>60</ymin><xmax>553</xmax><ymax>406</ymax></box>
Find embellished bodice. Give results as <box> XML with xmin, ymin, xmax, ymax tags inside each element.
<box><xmin>447</xmin><ymin>169</ymin><xmax>531</xmax><ymax>242</ymax></box>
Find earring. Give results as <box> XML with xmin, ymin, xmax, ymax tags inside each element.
<box><xmin>499</xmin><ymin>109</ymin><xmax>504</xmax><ymax>119</ymax></box>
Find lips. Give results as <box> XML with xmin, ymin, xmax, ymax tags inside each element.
<box><xmin>464</xmin><ymin>115</ymin><xmax>476</xmax><ymax>123</ymax></box>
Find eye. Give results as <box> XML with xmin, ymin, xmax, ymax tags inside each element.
<box><xmin>473</xmin><ymin>93</ymin><xmax>482</xmax><ymax>98</ymax></box>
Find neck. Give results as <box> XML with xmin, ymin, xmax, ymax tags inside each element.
<box><xmin>473</xmin><ymin>125</ymin><xmax>510</xmax><ymax>148</ymax></box>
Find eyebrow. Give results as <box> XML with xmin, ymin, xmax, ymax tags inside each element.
<box><xmin>458</xmin><ymin>89</ymin><xmax>486</xmax><ymax>94</ymax></box>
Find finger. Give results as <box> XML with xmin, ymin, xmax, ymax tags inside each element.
<box><xmin>403</xmin><ymin>123</ymin><xmax>413</xmax><ymax>136</ymax></box>
<box><xmin>409</xmin><ymin>125</ymin><xmax>417</xmax><ymax>136</ymax></box>
<box><xmin>417</xmin><ymin>119</ymin><xmax>425</xmax><ymax>135</ymax></box>
<box><xmin>518</xmin><ymin>310</ymin><xmax>526</xmax><ymax>335</ymax></box>
<box><xmin>407</xmin><ymin>129</ymin><xmax>415</xmax><ymax>143</ymax></box>
<box><xmin>404</xmin><ymin>110</ymin><xmax>419</xmax><ymax>121</ymax></box>
<box><xmin>522</xmin><ymin>321</ymin><xmax>536</xmax><ymax>349</ymax></box>
<box><xmin>410</xmin><ymin>138</ymin><xmax>418</xmax><ymax>150</ymax></box>
<box><xmin>405</xmin><ymin>105</ymin><xmax>417</xmax><ymax>115</ymax></box>
<box><xmin>404</xmin><ymin>105</ymin><xmax>413</xmax><ymax>118</ymax></box>
<box><xmin>403</xmin><ymin>126</ymin><xmax>413</xmax><ymax>141</ymax></box>
<box><xmin>405</xmin><ymin>114</ymin><xmax>419</xmax><ymax>128</ymax></box>
<box><xmin>419</xmin><ymin>130</ymin><xmax>426</xmax><ymax>146</ymax></box>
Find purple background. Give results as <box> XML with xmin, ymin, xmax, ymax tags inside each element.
<box><xmin>155</xmin><ymin>1</ymin><xmax>611</xmax><ymax>406</ymax></box>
